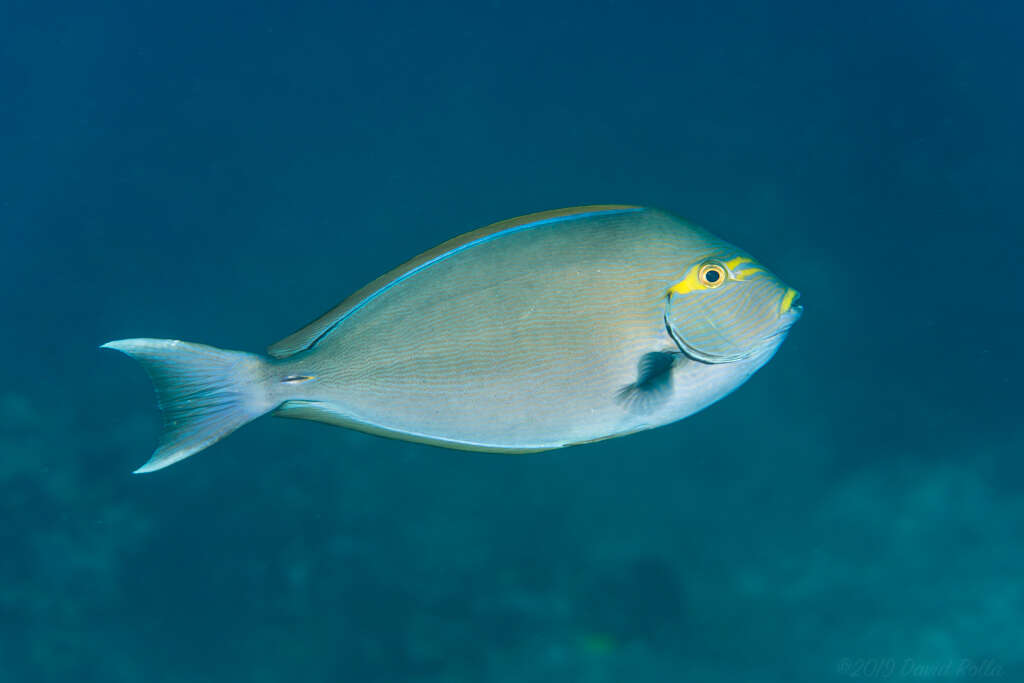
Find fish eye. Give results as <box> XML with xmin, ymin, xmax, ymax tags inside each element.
<box><xmin>698</xmin><ymin>262</ymin><xmax>726</xmax><ymax>288</ymax></box>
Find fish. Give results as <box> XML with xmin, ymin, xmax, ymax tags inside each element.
<box><xmin>103</xmin><ymin>205</ymin><xmax>802</xmax><ymax>473</ymax></box>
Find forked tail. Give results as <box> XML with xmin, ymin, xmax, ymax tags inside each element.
<box><xmin>101</xmin><ymin>339</ymin><xmax>278</xmax><ymax>473</ymax></box>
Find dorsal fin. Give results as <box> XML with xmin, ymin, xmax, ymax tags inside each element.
<box><xmin>267</xmin><ymin>205</ymin><xmax>643</xmax><ymax>358</ymax></box>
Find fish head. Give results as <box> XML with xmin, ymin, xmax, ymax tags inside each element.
<box><xmin>664</xmin><ymin>249</ymin><xmax>801</xmax><ymax>364</ymax></box>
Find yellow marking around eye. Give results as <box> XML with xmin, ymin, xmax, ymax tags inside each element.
<box><xmin>670</xmin><ymin>257</ymin><xmax>767</xmax><ymax>294</ymax></box>
<box><xmin>669</xmin><ymin>264</ymin><xmax>702</xmax><ymax>295</ymax></box>
<box><xmin>723</xmin><ymin>256</ymin><xmax>752</xmax><ymax>271</ymax></box>
<box><xmin>780</xmin><ymin>288</ymin><xmax>798</xmax><ymax>314</ymax></box>
<box><xmin>734</xmin><ymin>267</ymin><xmax>763</xmax><ymax>280</ymax></box>
<box><xmin>724</xmin><ymin>256</ymin><xmax>763</xmax><ymax>280</ymax></box>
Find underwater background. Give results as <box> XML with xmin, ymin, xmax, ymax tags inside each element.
<box><xmin>2</xmin><ymin>0</ymin><xmax>1022</xmax><ymax>681</ymax></box>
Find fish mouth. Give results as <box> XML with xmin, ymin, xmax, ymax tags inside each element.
<box><xmin>760</xmin><ymin>296</ymin><xmax>804</xmax><ymax>346</ymax></box>
<box><xmin>770</xmin><ymin>299</ymin><xmax>802</xmax><ymax>344</ymax></box>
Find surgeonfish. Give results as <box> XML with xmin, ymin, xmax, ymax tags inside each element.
<box><xmin>103</xmin><ymin>205</ymin><xmax>802</xmax><ymax>473</ymax></box>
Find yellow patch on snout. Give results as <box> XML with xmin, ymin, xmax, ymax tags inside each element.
<box><xmin>780</xmin><ymin>288</ymin><xmax>799</xmax><ymax>314</ymax></box>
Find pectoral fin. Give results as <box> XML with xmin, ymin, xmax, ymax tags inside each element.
<box><xmin>615</xmin><ymin>351</ymin><xmax>682</xmax><ymax>414</ymax></box>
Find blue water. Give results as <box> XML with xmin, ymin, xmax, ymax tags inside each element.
<box><xmin>3</xmin><ymin>1</ymin><xmax>1022</xmax><ymax>681</ymax></box>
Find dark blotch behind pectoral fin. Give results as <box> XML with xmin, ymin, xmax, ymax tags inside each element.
<box><xmin>615</xmin><ymin>351</ymin><xmax>683</xmax><ymax>414</ymax></box>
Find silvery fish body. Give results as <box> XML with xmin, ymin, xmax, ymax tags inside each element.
<box><xmin>103</xmin><ymin>206</ymin><xmax>802</xmax><ymax>473</ymax></box>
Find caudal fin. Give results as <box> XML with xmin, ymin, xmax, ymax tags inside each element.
<box><xmin>101</xmin><ymin>339</ymin><xmax>276</xmax><ymax>473</ymax></box>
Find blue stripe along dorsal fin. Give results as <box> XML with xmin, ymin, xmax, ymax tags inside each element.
<box><xmin>267</xmin><ymin>205</ymin><xmax>643</xmax><ymax>359</ymax></box>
